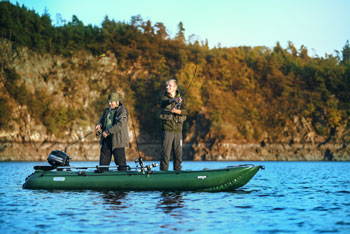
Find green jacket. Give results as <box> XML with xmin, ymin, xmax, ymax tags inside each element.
<box><xmin>159</xmin><ymin>90</ymin><xmax>187</xmax><ymax>132</ymax></box>
<box><xmin>97</xmin><ymin>103</ymin><xmax>129</xmax><ymax>149</ymax></box>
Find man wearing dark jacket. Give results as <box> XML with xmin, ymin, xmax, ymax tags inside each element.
<box><xmin>159</xmin><ymin>79</ymin><xmax>187</xmax><ymax>171</ymax></box>
<box><xmin>95</xmin><ymin>92</ymin><xmax>129</xmax><ymax>171</ymax></box>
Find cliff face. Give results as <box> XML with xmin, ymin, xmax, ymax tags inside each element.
<box><xmin>0</xmin><ymin>40</ymin><xmax>132</xmax><ymax>160</ymax></box>
<box><xmin>188</xmin><ymin>113</ymin><xmax>350</xmax><ymax>161</ymax></box>
<box><xmin>0</xmin><ymin>40</ymin><xmax>349</xmax><ymax>162</ymax></box>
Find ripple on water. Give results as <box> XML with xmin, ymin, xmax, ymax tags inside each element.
<box><xmin>1</xmin><ymin>161</ymin><xmax>350</xmax><ymax>233</ymax></box>
<box><xmin>234</xmin><ymin>205</ymin><xmax>253</xmax><ymax>209</ymax></box>
<box><xmin>336</xmin><ymin>221</ymin><xmax>350</xmax><ymax>226</ymax></box>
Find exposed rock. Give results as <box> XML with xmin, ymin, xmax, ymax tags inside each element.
<box><xmin>0</xmin><ymin>40</ymin><xmax>349</xmax><ymax>162</ymax></box>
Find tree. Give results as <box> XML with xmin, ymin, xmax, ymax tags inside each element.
<box><xmin>130</xmin><ymin>14</ymin><xmax>142</xmax><ymax>29</ymax></box>
<box><xmin>2</xmin><ymin>1</ymin><xmax>349</xmax><ymax>142</ymax></box>
<box><xmin>155</xmin><ymin>22</ymin><xmax>168</xmax><ymax>40</ymax></box>
<box><xmin>142</xmin><ymin>20</ymin><xmax>153</xmax><ymax>35</ymax></box>
<box><xmin>175</xmin><ymin>21</ymin><xmax>185</xmax><ymax>42</ymax></box>
<box><xmin>341</xmin><ymin>40</ymin><xmax>350</xmax><ymax>65</ymax></box>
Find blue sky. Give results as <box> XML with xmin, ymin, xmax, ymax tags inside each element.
<box><xmin>9</xmin><ymin>0</ymin><xmax>350</xmax><ymax>57</ymax></box>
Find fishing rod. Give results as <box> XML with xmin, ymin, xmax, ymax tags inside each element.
<box><xmin>58</xmin><ymin>107</ymin><xmax>154</xmax><ymax>172</ymax></box>
<box><xmin>48</xmin><ymin>130</ymin><xmax>97</xmax><ymax>170</ymax></box>
<box><xmin>183</xmin><ymin>63</ymin><xmax>198</xmax><ymax>97</ymax></box>
<box><xmin>128</xmin><ymin>107</ymin><xmax>157</xmax><ymax>172</ymax></box>
<box><xmin>128</xmin><ymin>108</ymin><xmax>143</xmax><ymax>165</ymax></box>
<box><xmin>63</xmin><ymin>130</ymin><xmax>99</xmax><ymax>153</ymax></box>
<box><xmin>176</xmin><ymin>58</ymin><xmax>199</xmax><ymax>109</ymax></box>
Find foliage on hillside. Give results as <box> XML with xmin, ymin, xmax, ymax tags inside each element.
<box><xmin>1</xmin><ymin>1</ymin><xmax>349</xmax><ymax>142</ymax></box>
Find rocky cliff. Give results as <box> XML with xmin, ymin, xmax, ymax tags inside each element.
<box><xmin>1</xmin><ymin>40</ymin><xmax>349</xmax><ymax>162</ymax></box>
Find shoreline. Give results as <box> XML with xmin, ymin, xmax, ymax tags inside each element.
<box><xmin>1</xmin><ymin>141</ymin><xmax>349</xmax><ymax>162</ymax></box>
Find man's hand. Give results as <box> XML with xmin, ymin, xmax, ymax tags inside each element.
<box><xmin>171</xmin><ymin>97</ymin><xmax>182</xmax><ymax>103</ymax></box>
<box><xmin>102</xmin><ymin>131</ymin><xmax>108</xmax><ymax>138</ymax></box>
<box><xmin>96</xmin><ymin>125</ymin><xmax>101</xmax><ymax>131</ymax></box>
<box><xmin>171</xmin><ymin>108</ymin><xmax>181</xmax><ymax>115</ymax></box>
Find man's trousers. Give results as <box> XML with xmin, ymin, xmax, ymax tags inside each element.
<box><xmin>99</xmin><ymin>135</ymin><xmax>127</xmax><ymax>171</ymax></box>
<box><xmin>160</xmin><ymin>131</ymin><xmax>182</xmax><ymax>171</ymax></box>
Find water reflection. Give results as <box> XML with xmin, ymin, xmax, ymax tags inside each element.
<box><xmin>101</xmin><ymin>191</ymin><xmax>127</xmax><ymax>210</ymax></box>
<box><xmin>158</xmin><ymin>192</ymin><xmax>184</xmax><ymax>214</ymax></box>
<box><xmin>4</xmin><ymin>162</ymin><xmax>350</xmax><ymax>233</ymax></box>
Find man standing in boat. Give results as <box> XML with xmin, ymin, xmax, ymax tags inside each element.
<box><xmin>95</xmin><ymin>92</ymin><xmax>129</xmax><ymax>171</ymax></box>
<box><xmin>159</xmin><ymin>79</ymin><xmax>187</xmax><ymax>171</ymax></box>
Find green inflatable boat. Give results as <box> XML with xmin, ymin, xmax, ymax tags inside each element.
<box><xmin>22</xmin><ymin>150</ymin><xmax>264</xmax><ymax>191</ymax></box>
<box><xmin>23</xmin><ymin>164</ymin><xmax>263</xmax><ymax>192</ymax></box>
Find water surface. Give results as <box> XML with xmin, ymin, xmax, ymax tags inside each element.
<box><xmin>0</xmin><ymin>161</ymin><xmax>349</xmax><ymax>233</ymax></box>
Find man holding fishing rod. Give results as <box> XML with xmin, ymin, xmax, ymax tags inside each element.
<box><xmin>95</xmin><ymin>92</ymin><xmax>129</xmax><ymax>172</ymax></box>
<box><xmin>159</xmin><ymin>79</ymin><xmax>187</xmax><ymax>171</ymax></box>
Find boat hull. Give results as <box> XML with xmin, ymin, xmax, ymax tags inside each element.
<box><xmin>23</xmin><ymin>166</ymin><xmax>262</xmax><ymax>192</ymax></box>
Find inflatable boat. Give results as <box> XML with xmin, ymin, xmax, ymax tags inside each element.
<box><xmin>22</xmin><ymin>150</ymin><xmax>264</xmax><ymax>192</ymax></box>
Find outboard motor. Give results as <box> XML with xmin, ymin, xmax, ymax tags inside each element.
<box><xmin>47</xmin><ymin>150</ymin><xmax>71</xmax><ymax>168</ymax></box>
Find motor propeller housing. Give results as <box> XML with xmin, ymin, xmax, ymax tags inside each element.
<box><xmin>47</xmin><ymin>150</ymin><xmax>71</xmax><ymax>167</ymax></box>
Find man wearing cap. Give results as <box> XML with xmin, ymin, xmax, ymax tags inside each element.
<box><xmin>95</xmin><ymin>92</ymin><xmax>129</xmax><ymax>171</ymax></box>
<box><xmin>159</xmin><ymin>79</ymin><xmax>187</xmax><ymax>171</ymax></box>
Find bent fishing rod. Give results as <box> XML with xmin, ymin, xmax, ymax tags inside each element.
<box><xmin>64</xmin><ymin>129</ymin><xmax>100</xmax><ymax>153</ymax></box>
<box><xmin>61</xmin><ymin>112</ymin><xmax>147</xmax><ymax>168</ymax></box>
<box><xmin>176</xmin><ymin>59</ymin><xmax>199</xmax><ymax>109</ymax></box>
<box><xmin>183</xmin><ymin>63</ymin><xmax>198</xmax><ymax>97</ymax></box>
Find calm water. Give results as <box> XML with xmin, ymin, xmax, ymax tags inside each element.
<box><xmin>0</xmin><ymin>161</ymin><xmax>349</xmax><ymax>233</ymax></box>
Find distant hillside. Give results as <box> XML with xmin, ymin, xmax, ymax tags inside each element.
<box><xmin>0</xmin><ymin>2</ymin><xmax>349</xmax><ymax>161</ymax></box>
